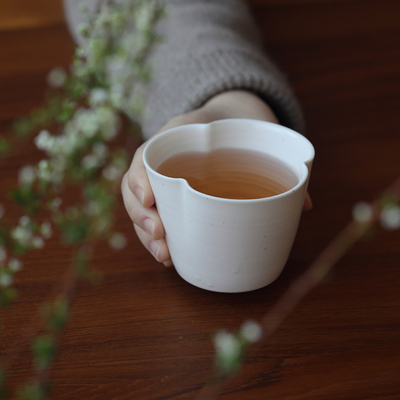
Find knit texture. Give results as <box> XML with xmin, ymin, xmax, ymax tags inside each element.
<box><xmin>141</xmin><ymin>0</ymin><xmax>304</xmax><ymax>138</ymax></box>
<box><xmin>63</xmin><ymin>0</ymin><xmax>304</xmax><ymax>139</ymax></box>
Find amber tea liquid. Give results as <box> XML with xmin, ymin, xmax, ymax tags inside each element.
<box><xmin>156</xmin><ymin>148</ymin><xmax>298</xmax><ymax>200</ymax></box>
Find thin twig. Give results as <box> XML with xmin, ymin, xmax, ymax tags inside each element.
<box><xmin>196</xmin><ymin>176</ymin><xmax>400</xmax><ymax>399</ymax></box>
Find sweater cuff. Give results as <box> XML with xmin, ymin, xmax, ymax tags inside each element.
<box><xmin>141</xmin><ymin>49</ymin><xmax>304</xmax><ymax>139</ymax></box>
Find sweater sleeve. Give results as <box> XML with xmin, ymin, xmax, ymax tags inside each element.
<box><xmin>62</xmin><ymin>0</ymin><xmax>304</xmax><ymax>139</ymax></box>
<box><xmin>141</xmin><ymin>0</ymin><xmax>304</xmax><ymax>138</ymax></box>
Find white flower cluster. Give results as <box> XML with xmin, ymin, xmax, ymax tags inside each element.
<box><xmin>82</xmin><ymin>142</ymin><xmax>109</xmax><ymax>170</ymax></box>
<box><xmin>240</xmin><ymin>320</ymin><xmax>263</xmax><ymax>343</ymax></box>
<box><xmin>109</xmin><ymin>232</ymin><xmax>127</xmax><ymax>250</ymax></box>
<box><xmin>352</xmin><ymin>202</ymin><xmax>374</xmax><ymax>224</ymax></box>
<box><xmin>19</xmin><ymin>165</ymin><xmax>36</xmax><ymax>187</ymax></box>
<box><xmin>0</xmin><ymin>239</ymin><xmax>23</xmax><ymax>288</ymax></box>
<box><xmin>380</xmin><ymin>204</ymin><xmax>400</xmax><ymax>230</ymax></box>
<box><xmin>46</xmin><ymin>67</ymin><xmax>68</xmax><ymax>88</ymax></box>
<box><xmin>74</xmin><ymin>0</ymin><xmax>163</xmax><ymax>117</ymax></box>
<box><xmin>9</xmin><ymin>216</ymin><xmax>52</xmax><ymax>261</ymax></box>
<box><xmin>1</xmin><ymin>0</ymin><xmax>164</xmax><ymax>298</ymax></box>
<box><xmin>0</xmin><ymin>253</ymin><xmax>23</xmax><ymax>288</ymax></box>
<box><xmin>31</xmin><ymin>106</ymin><xmax>120</xmax><ymax>187</ymax></box>
<box><xmin>213</xmin><ymin>320</ymin><xmax>262</xmax><ymax>373</ymax></box>
<box><xmin>353</xmin><ymin>201</ymin><xmax>400</xmax><ymax>230</ymax></box>
<box><xmin>214</xmin><ymin>330</ymin><xmax>242</xmax><ymax>362</ymax></box>
<box><xmin>35</xmin><ymin>108</ymin><xmax>119</xmax><ymax>158</ymax></box>
<box><xmin>102</xmin><ymin>153</ymin><xmax>127</xmax><ymax>182</ymax></box>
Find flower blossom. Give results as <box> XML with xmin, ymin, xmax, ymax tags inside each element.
<box><xmin>19</xmin><ymin>165</ymin><xmax>36</xmax><ymax>187</ymax></box>
<box><xmin>46</xmin><ymin>67</ymin><xmax>67</xmax><ymax>88</ymax></box>
<box><xmin>352</xmin><ymin>202</ymin><xmax>374</xmax><ymax>224</ymax></box>
<box><xmin>381</xmin><ymin>204</ymin><xmax>400</xmax><ymax>230</ymax></box>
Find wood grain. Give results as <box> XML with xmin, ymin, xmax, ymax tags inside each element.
<box><xmin>0</xmin><ymin>0</ymin><xmax>65</xmax><ymax>31</ymax></box>
<box><xmin>1</xmin><ymin>1</ymin><xmax>399</xmax><ymax>399</ymax></box>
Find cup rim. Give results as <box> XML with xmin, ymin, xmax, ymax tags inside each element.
<box><xmin>143</xmin><ymin>119</ymin><xmax>313</xmax><ymax>203</ymax></box>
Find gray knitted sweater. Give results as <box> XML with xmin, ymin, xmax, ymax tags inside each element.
<box><xmin>64</xmin><ymin>0</ymin><xmax>304</xmax><ymax>139</ymax></box>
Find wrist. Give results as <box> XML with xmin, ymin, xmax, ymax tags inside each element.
<box><xmin>202</xmin><ymin>90</ymin><xmax>279</xmax><ymax>124</ymax></box>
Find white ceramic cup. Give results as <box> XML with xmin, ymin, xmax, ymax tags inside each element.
<box><xmin>143</xmin><ymin>119</ymin><xmax>314</xmax><ymax>293</ymax></box>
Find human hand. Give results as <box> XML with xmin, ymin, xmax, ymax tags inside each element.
<box><xmin>121</xmin><ymin>90</ymin><xmax>312</xmax><ymax>266</ymax></box>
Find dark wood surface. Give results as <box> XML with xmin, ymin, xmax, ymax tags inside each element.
<box><xmin>1</xmin><ymin>1</ymin><xmax>399</xmax><ymax>399</ymax></box>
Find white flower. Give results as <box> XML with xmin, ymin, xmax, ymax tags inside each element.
<box><xmin>102</xmin><ymin>165</ymin><xmax>123</xmax><ymax>181</ymax></box>
<box><xmin>89</xmin><ymin>88</ymin><xmax>108</xmax><ymax>105</ymax></box>
<box><xmin>0</xmin><ymin>272</ymin><xmax>13</xmax><ymax>287</ymax></box>
<box><xmin>8</xmin><ymin>258</ymin><xmax>22</xmax><ymax>272</ymax></box>
<box><xmin>11</xmin><ymin>224</ymin><xmax>32</xmax><ymax>246</ymax></box>
<box><xmin>93</xmin><ymin>142</ymin><xmax>109</xmax><ymax>159</ymax></box>
<box><xmin>93</xmin><ymin>216</ymin><xmax>111</xmax><ymax>234</ymax></box>
<box><xmin>40</xmin><ymin>221</ymin><xmax>53</xmax><ymax>239</ymax></box>
<box><xmin>32</xmin><ymin>237</ymin><xmax>45</xmax><ymax>249</ymax></box>
<box><xmin>213</xmin><ymin>330</ymin><xmax>241</xmax><ymax>360</ymax></box>
<box><xmin>97</xmin><ymin>107</ymin><xmax>120</xmax><ymax>140</ymax></box>
<box><xmin>380</xmin><ymin>204</ymin><xmax>400</xmax><ymax>230</ymax></box>
<box><xmin>73</xmin><ymin>108</ymin><xmax>101</xmax><ymax>139</ymax></box>
<box><xmin>109</xmin><ymin>232</ymin><xmax>127</xmax><ymax>250</ymax></box>
<box><xmin>75</xmin><ymin>46</ymin><xmax>87</xmax><ymax>59</ymax></box>
<box><xmin>37</xmin><ymin>160</ymin><xmax>50</xmax><ymax>180</ymax></box>
<box><xmin>36</xmin><ymin>158</ymin><xmax>64</xmax><ymax>185</ymax></box>
<box><xmin>19</xmin><ymin>165</ymin><xmax>36</xmax><ymax>186</ymax></box>
<box><xmin>48</xmin><ymin>197</ymin><xmax>62</xmax><ymax>212</ymax></box>
<box><xmin>135</xmin><ymin>2</ymin><xmax>155</xmax><ymax>33</ymax></box>
<box><xmin>46</xmin><ymin>67</ymin><xmax>67</xmax><ymax>88</ymax></box>
<box><xmin>12</xmin><ymin>216</ymin><xmax>34</xmax><ymax>247</ymax></box>
<box><xmin>109</xmin><ymin>83</ymin><xmax>125</xmax><ymax>109</ymax></box>
<box><xmin>36</xmin><ymin>160</ymin><xmax>53</xmax><ymax>183</ymax></box>
<box><xmin>352</xmin><ymin>202</ymin><xmax>374</xmax><ymax>224</ymax></box>
<box><xmin>85</xmin><ymin>201</ymin><xmax>100</xmax><ymax>216</ymax></box>
<box><xmin>82</xmin><ymin>154</ymin><xmax>100</xmax><ymax>170</ymax></box>
<box><xmin>19</xmin><ymin>216</ymin><xmax>30</xmax><ymax>226</ymax></box>
<box><xmin>240</xmin><ymin>320</ymin><xmax>262</xmax><ymax>343</ymax></box>
<box><xmin>34</xmin><ymin>130</ymin><xmax>53</xmax><ymax>151</ymax></box>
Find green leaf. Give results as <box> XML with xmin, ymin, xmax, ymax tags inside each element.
<box><xmin>43</xmin><ymin>297</ymin><xmax>70</xmax><ymax>332</ymax></box>
<box><xmin>32</xmin><ymin>335</ymin><xmax>56</xmax><ymax>371</ymax></box>
<box><xmin>0</xmin><ymin>137</ymin><xmax>10</xmax><ymax>155</ymax></box>
<box><xmin>60</xmin><ymin>217</ymin><xmax>89</xmax><ymax>244</ymax></box>
<box><xmin>0</xmin><ymin>365</ymin><xmax>8</xmax><ymax>399</ymax></box>
<box><xmin>13</xmin><ymin>117</ymin><xmax>34</xmax><ymax>137</ymax></box>
<box><xmin>17</xmin><ymin>381</ymin><xmax>47</xmax><ymax>400</ymax></box>
<box><xmin>0</xmin><ymin>287</ymin><xmax>18</xmax><ymax>307</ymax></box>
<box><xmin>9</xmin><ymin>187</ymin><xmax>41</xmax><ymax>215</ymax></box>
<box><xmin>72</xmin><ymin>246</ymin><xmax>91</xmax><ymax>276</ymax></box>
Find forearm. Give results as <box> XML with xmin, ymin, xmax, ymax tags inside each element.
<box><xmin>142</xmin><ymin>0</ymin><xmax>304</xmax><ymax>138</ymax></box>
<box><xmin>63</xmin><ymin>0</ymin><xmax>304</xmax><ymax>138</ymax></box>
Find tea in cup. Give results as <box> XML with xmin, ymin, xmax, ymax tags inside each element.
<box><xmin>143</xmin><ymin>119</ymin><xmax>314</xmax><ymax>293</ymax></box>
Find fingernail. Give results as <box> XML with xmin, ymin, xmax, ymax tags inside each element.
<box><xmin>303</xmin><ymin>193</ymin><xmax>313</xmax><ymax>212</ymax></box>
<box><xmin>134</xmin><ymin>185</ymin><xmax>144</xmax><ymax>205</ymax></box>
<box><xmin>149</xmin><ymin>240</ymin><xmax>160</xmax><ymax>260</ymax></box>
<box><xmin>163</xmin><ymin>260</ymin><xmax>173</xmax><ymax>267</ymax></box>
<box><xmin>143</xmin><ymin>218</ymin><xmax>155</xmax><ymax>237</ymax></box>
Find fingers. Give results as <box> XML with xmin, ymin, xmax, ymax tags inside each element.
<box><xmin>122</xmin><ymin>93</ymin><xmax>308</xmax><ymax>268</ymax></box>
<box><xmin>125</xmin><ymin>143</ymin><xmax>155</xmax><ymax>209</ymax></box>
<box><xmin>303</xmin><ymin>191</ymin><xmax>313</xmax><ymax>212</ymax></box>
<box><xmin>121</xmin><ymin>143</ymin><xmax>172</xmax><ymax>266</ymax></box>
<box><xmin>134</xmin><ymin>224</ymin><xmax>172</xmax><ymax>266</ymax></box>
<box><xmin>121</xmin><ymin>175</ymin><xmax>164</xmax><ymax>239</ymax></box>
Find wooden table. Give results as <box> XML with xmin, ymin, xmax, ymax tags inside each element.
<box><xmin>1</xmin><ymin>1</ymin><xmax>399</xmax><ymax>399</ymax></box>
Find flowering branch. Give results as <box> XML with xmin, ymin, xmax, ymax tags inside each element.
<box><xmin>0</xmin><ymin>1</ymin><xmax>164</xmax><ymax>398</ymax></box>
<box><xmin>200</xmin><ymin>177</ymin><xmax>400</xmax><ymax>399</ymax></box>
